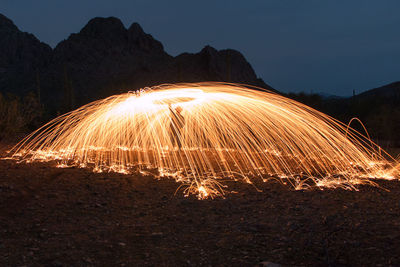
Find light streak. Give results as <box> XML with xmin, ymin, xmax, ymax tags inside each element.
<box><xmin>8</xmin><ymin>82</ymin><xmax>399</xmax><ymax>198</ymax></box>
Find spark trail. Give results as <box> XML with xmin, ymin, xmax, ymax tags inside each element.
<box><xmin>9</xmin><ymin>83</ymin><xmax>399</xmax><ymax>198</ymax></box>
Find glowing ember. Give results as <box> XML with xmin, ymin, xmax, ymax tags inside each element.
<box><xmin>8</xmin><ymin>82</ymin><xmax>399</xmax><ymax>198</ymax></box>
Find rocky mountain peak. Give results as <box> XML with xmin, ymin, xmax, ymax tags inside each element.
<box><xmin>200</xmin><ymin>45</ymin><xmax>218</xmax><ymax>55</ymax></box>
<box><xmin>0</xmin><ymin>14</ymin><xmax>51</xmax><ymax>94</ymax></box>
<box><xmin>128</xmin><ymin>22</ymin><xmax>145</xmax><ymax>36</ymax></box>
<box><xmin>127</xmin><ymin>22</ymin><xmax>164</xmax><ymax>53</ymax></box>
<box><xmin>56</xmin><ymin>16</ymin><xmax>164</xmax><ymax>54</ymax></box>
<box><xmin>79</xmin><ymin>17</ymin><xmax>126</xmax><ymax>38</ymax></box>
<box><xmin>0</xmin><ymin>14</ymin><xmax>271</xmax><ymax>111</ymax></box>
<box><xmin>172</xmin><ymin>45</ymin><xmax>270</xmax><ymax>89</ymax></box>
<box><xmin>0</xmin><ymin>13</ymin><xmax>18</xmax><ymax>32</ymax></box>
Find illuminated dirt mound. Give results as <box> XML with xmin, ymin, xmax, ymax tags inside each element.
<box><xmin>10</xmin><ymin>83</ymin><xmax>398</xmax><ymax>198</ymax></box>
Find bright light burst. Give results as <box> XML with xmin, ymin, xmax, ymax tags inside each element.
<box><xmin>9</xmin><ymin>83</ymin><xmax>399</xmax><ymax>198</ymax></box>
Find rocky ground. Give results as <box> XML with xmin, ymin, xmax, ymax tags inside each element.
<box><xmin>0</xmin><ymin>142</ymin><xmax>399</xmax><ymax>266</ymax></box>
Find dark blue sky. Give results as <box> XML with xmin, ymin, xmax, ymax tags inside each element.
<box><xmin>2</xmin><ymin>0</ymin><xmax>400</xmax><ymax>95</ymax></box>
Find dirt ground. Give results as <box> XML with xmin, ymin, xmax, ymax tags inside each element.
<box><xmin>0</xmin><ymin>142</ymin><xmax>400</xmax><ymax>267</ymax></box>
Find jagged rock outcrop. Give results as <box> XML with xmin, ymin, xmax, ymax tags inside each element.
<box><xmin>0</xmin><ymin>14</ymin><xmax>52</xmax><ymax>96</ymax></box>
<box><xmin>171</xmin><ymin>45</ymin><xmax>267</xmax><ymax>87</ymax></box>
<box><xmin>0</xmin><ymin>14</ymin><xmax>272</xmax><ymax>113</ymax></box>
<box><xmin>45</xmin><ymin>17</ymin><xmax>173</xmax><ymax>107</ymax></box>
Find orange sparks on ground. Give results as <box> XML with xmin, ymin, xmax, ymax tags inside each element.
<box><xmin>8</xmin><ymin>82</ymin><xmax>399</xmax><ymax>198</ymax></box>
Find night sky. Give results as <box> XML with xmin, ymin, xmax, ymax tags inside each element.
<box><xmin>1</xmin><ymin>0</ymin><xmax>400</xmax><ymax>96</ymax></box>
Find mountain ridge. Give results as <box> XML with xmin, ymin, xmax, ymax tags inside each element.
<box><xmin>0</xmin><ymin>14</ymin><xmax>272</xmax><ymax>113</ymax></box>
<box><xmin>0</xmin><ymin>13</ymin><xmax>398</xmax><ymax>118</ymax></box>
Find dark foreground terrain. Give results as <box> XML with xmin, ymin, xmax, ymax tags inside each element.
<box><xmin>0</xmin><ymin>144</ymin><xmax>399</xmax><ymax>266</ymax></box>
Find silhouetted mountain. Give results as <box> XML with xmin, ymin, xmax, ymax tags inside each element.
<box><xmin>352</xmin><ymin>82</ymin><xmax>400</xmax><ymax>144</ymax></box>
<box><xmin>44</xmin><ymin>17</ymin><xmax>173</xmax><ymax>108</ymax></box>
<box><xmin>290</xmin><ymin>81</ymin><xmax>400</xmax><ymax>146</ymax></box>
<box><xmin>316</xmin><ymin>92</ymin><xmax>346</xmax><ymax>100</ymax></box>
<box><xmin>172</xmin><ymin>45</ymin><xmax>266</xmax><ymax>85</ymax></box>
<box><xmin>348</xmin><ymin>81</ymin><xmax>400</xmax><ymax>119</ymax></box>
<box><xmin>357</xmin><ymin>81</ymin><xmax>400</xmax><ymax>102</ymax></box>
<box><xmin>0</xmin><ymin>14</ymin><xmax>272</xmax><ymax>113</ymax></box>
<box><xmin>0</xmin><ymin>14</ymin><xmax>51</xmax><ymax>96</ymax></box>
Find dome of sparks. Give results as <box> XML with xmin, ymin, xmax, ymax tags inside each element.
<box><xmin>10</xmin><ymin>82</ymin><xmax>399</xmax><ymax>198</ymax></box>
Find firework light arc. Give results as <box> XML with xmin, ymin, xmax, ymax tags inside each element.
<box><xmin>10</xmin><ymin>82</ymin><xmax>398</xmax><ymax>198</ymax></box>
